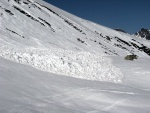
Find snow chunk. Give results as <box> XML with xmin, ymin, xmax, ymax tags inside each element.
<box><xmin>0</xmin><ymin>46</ymin><xmax>123</xmax><ymax>83</ymax></box>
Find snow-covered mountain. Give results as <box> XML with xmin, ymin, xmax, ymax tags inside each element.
<box><xmin>135</xmin><ymin>28</ymin><xmax>150</xmax><ymax>40</ymax></box>
<box><xmin>0</xmin><ymin>0</ymin><xmax>150</xmax><ymax>113</ymax></box>
<box><xmin>0</xmin><ymin>0</ymin><xmax>150</xmax><ymax>57</ymax></box>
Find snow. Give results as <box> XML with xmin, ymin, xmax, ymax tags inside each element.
<box><xmin>0</xmin><ymin>0</ymin><xmax>150</xmax><ymax>112</ymax></box>
<box><xmin>0</xmin><ymin>57</ymin><xmax>150</xmax><ymax>113</ymax></box>
<box><xmin>0</xmin><ymin>0</ymin><xmax>150</xmax><ymax>56</ymax></box>
<box><xmin>0</xmin><ymin>46</ymin><xmax>123</xmax><ymax>83</ymax></box>
<box><xmin>112</xmin><ymin>56</ymin><xmax>150</xmax><ymax>89</ymax></box>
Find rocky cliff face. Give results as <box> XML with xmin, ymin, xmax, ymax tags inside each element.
<box><xmin>135</xmin><ymin>28</ymin><xmax>150</xmax><ymax>40</ymax></box>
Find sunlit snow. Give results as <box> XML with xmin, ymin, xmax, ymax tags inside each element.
<box><xmin>0</xmin><ymin>0</ymin><xmax>150</xmax><ymax>113</ymax></box>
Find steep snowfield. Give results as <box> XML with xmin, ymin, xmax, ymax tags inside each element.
<box><xmin>0</xmin><ymin>0</ymin><xmax>125</xmax><ymax>83</ymax></box>
<box><xmin>0</xmin><ymin>0</ymin><xmax>150</xmax><ymax>56</ymax></box>
<box><xmin>0</xmin><ymin>0</ymin><xmax>150</xmax><ymax>112</ymax></box>
<box><xmin>0</xmin><ymin>0</ymin><xmax>149</xmax><ymax>82</ymax></box>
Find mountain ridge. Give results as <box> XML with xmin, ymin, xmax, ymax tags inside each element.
<box><xmin>135</xmin><ymin>28</ymin><xmax>150</xmax><ymax>40</ymax></box>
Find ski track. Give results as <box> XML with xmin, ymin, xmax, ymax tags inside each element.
<box><xmin>102</xmin><ymin>99</ymin><xmax>127</xmax><ymax>111</ymax></box>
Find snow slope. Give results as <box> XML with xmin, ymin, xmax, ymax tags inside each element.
<box><xmin>0</xmin><ymin>57</ymin><xmax>150</xmax><ymax>113</ymax></box>
<box><xmin>0</xmin><ymin>0</ymin><xmax>150</xmax><ymax>82</ymax></box>
<box><xmin>0</xmin><ymin>0</ymin><xmax>125</xmax><ymax>83</ymax></box>
<box><xmin>0</xmin><ymin>0</ymin><xmax>150</xmax><ymax>112</ymax></box>
<box><xmin>0</xmin><ymin>0</ymin><xmax>150</xmax><ymax>56</ymax></box>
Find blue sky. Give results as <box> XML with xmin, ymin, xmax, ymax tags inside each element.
<box><xmin>44</xmin><ymin>0</ymin><xmax>150</xmax><ymax>33</ymax></box>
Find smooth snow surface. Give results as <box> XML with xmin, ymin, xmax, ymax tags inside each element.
<box><xmin>0</xmin><ymin>0</ymin><xmax>150</xmax><ymax>112</ymax></box>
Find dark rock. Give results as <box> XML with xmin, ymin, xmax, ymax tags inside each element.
<box><xmin>135</xmin><ymin>28</ymin><xmax>150</xmax><ymax>40</ymax></box>
<box><xmin>124</xmin><ymin>55</ymin><xmax>138</xmax><ymax>60</ymax></box>
<box><xmin>114</xmin><ymin>28</ymin><xmax>127</xmax><ymax>33</ymax></box>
